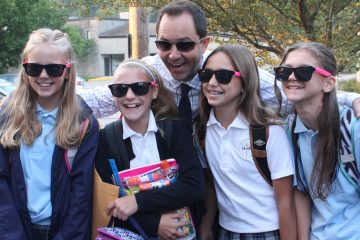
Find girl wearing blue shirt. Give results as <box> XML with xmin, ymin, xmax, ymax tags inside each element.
<box><xmin>0</xmin><ymin>28</ymin><xmax>99</xmax><ymax>239</ymax></box>
<box><xmin>275</xmin><ymin>42</ymin><xmax>360</xmax><ymax>240</ymax></box>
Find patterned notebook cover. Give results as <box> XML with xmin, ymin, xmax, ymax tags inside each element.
<box><xmin>116</xmin><ymin>159</ymin><xmax>196</xmax><ymax>238</ymax></box>
<box><xmin>96</xmin><ymin>227</ymin><xmax>144</xmax><ymax>240</ymax></box>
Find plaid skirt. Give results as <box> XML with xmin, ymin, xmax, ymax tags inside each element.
<box><xmin>218</xmin><ymin>227</ymin><xmax>280</xmax><ymax>240</ymax></box>
<box><xmin>32</xmin><ymin>224</ymin><xmax>51</xmax><ymax>240</ymax></box>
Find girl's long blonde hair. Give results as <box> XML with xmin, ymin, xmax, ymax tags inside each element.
<box><xmin>0</xmin><ymin>28</ymin><xmax>83</xmax><ymax>149</ymax></box>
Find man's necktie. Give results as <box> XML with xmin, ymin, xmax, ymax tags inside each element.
<box><xmin>178</xmin><ymin>84</ymin><xmax>192</xmax><ymax>131</ymax></box>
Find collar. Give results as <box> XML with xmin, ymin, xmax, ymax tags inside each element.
<box><xmin>207</xmin><ymin>109</ymin><xmax>249</xmax><ymax>129</ymax></box>
<box><xmin>35</xmin><ymin>103</ymin><xmax>58</xmax><ymax>119</ymax></box>
<box><xmin>294</xmin><ymin>115</ymin><xmax>316</xmax><ymax>134</ymax></box>
<box><xmin>122</xmin><ymin>110</ymin><xmax>158</xmax><ymax>139</ymax></box>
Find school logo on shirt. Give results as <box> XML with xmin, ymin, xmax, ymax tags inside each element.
<box><xmin>239</xmin><ymin>139</ymin><xmax>252</xmax><ymax>161</ymax></box>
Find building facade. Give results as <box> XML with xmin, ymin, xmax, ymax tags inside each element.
<box><xmin>67</xmin><ymin>17</ymin><xmax>157</xmax><ymax>77</ymax></box>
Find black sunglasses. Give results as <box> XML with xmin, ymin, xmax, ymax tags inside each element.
<box><xmin>108</xmin><ymin>82</ymin><xmax>155</xmax><ymax>97</ymax></box>
<box><xmin>155</xmin><ymin>37</ymin><xmax>204</xmax><ymax>52</ymax></box>
<box><xmin>23</xmin><ymin>62</ymin><xmax>70</xmax><ymax>78</ymax></box>
<box><xmin>198</xmin><ymin>69</ymin><xmax>241</xmax><ymax>84</ymax></box>
<box><xmin>274</xmin><ymin>66</ymin><xmax>333</xmax><ymax>82</ymax></box>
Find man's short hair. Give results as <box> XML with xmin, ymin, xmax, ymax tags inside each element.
<box><xmin>156</xmin><ymin>0</ymin><xmax>208</xmax><ymax>39</ymax></box>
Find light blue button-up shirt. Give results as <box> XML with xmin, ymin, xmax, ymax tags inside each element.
<box><xmin>20</xmin><ymin>103</ymin><xmax>58</xmax><ymax>225</ymax></box>
<box><xmin>294</xmin><ymin>113</ymin><xmax>360</xmax><ymax>240</ymax></box>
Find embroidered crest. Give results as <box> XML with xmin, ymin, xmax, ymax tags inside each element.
<box><xmin>254</xmin><ymin>139</ymin><xmax>266</xmax><ymax>147</ymax></box>
<box><xmin>239</xmin><ymin>139</ymin><xmax>252</xmax><ymax>161</ymax></box>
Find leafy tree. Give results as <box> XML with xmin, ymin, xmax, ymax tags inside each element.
<box><xmin>0</xmin><ymin>0</ymin><xmax>68</xmax><ymax>73</ymax></box>
<box><xmin>80</xmin><ymin>0</ymin><xmax>360</xmax><ymax>71</ymax></box>
<box><xmin>0</xmin><ymin>0</ymin><xmax>94</xmax><ymax>73</ymax></box>
<box><xmin>62</xmin><ymin>25</ymin><xmax>95</xmax><ymax>60</ymax></box>
<box><xmin>339</xmin><ymin>80</ymin><xmax>360</xmax><ymax>93</ymax></box>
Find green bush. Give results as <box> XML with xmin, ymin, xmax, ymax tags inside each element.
<box><xmin>338</xmin><ymin>80</ymin><xmax>360</xmax><ymax>93</ymax></box>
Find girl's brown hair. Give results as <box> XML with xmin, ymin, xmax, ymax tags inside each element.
<box><xmin>276</xmin><ymin>42</ymin><xmax>339</xmax><ymax>199</ymax></box>
<box><xmin>196</xmin><ymin>44</ymin><xmax>281</xmax><ymax>138</ymax></box>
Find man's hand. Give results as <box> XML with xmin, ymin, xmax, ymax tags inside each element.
<box><xmin>352</xmin><ymin>97</ymin><xmax>360</xmax><ymax>117</ymax></box>
<box><xmin>106</xmin><ymin>195</ymin><xmax>138</xmax><ymax>221</ymax></box>
<box><xmin>158</xmin><ymin>212</ymin><xmax>188</xmax><ymax>240</ymax></box>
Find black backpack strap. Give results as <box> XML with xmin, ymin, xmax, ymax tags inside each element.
<box><xmin>156</xmin><ymin>120</ymin><xmax>172</xmax><ymax>146</ymax></box>
<box><xmin>103</xmin><ymin>120</ymin><xmax>149</xmax><ymax>239</ymax></box>
<box><xmin>155</xmin><ymin>119</ymin><xmax>173</xmax><ymax>158</ymax></box>
<box><xmin>250</xmin><ymin>125</ymin><xmax>272</xmax><ymax>186</ymax></box>
<box><xmin>103</xmin><ymin>120</ymin><xmax>130</xmax><ymax>170</ymax></box>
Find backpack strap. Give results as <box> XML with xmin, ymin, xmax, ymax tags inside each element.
<box><xmin>103</xmin><ymin>120</ymin><xmax>131</xmax><ymax>170</ymax></box>
<box><xmin>250</xmin><ymin>125</ymin><xmax>272</xmax><ymax>186</ymax></box>
<box><xmin>103</xmin><ymin>120</ymin><xmax>149</xmax><ymax>239</ymax></box>
<box><xmin>339</xmin><ymin>108</ymin><xmax>360</xmax><ymax>193</ymax></box>
<box><xmin>156</xmin><ymin>119</ymin><xmax>173</xmax><ymax>152</ymax></box>
<box><xmin>64</xmin><ymin>118</ymin><xmax>90</xmax><ymax>174</ymax></box>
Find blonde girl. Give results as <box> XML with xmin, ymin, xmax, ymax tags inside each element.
<box><xmin>0</xmin><ymin>28</ymin><xmax>99</xmax><ymax>239</ymax></box>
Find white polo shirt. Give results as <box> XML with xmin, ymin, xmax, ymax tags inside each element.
<box><xmin>205</xmin><ymin>110</ymin><xmax>294</xmax><ymax>233</ymax></box>
<box><xmin>122</xmin><ymin>111</ymin><xmax>161</xmax><ymax>168</ymax></box>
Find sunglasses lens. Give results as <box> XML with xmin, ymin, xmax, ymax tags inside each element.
<box><xmin>46</xmin><ymin>64</ymin><xmax>66</xmax><ymax>77</ymax></box>
<box><xmin>131</xmin><ymin>82</ymin><xmax>150</xmax><ymax>96</ymax></box>
<box><xmin>155</xmin><ymin>41</ymin><xmax>172</xmax><ymax>51</ymax></box>
<box><xmin>215</xmin><ymin>70</ymin><xmax>234</xmax><ymax>84</ymax></box>
<box><xmin>275</xmin><ymin>67</ymin><xmax>292</xmax><ymax>81</ymax></box>
<box><xmin>198</xmin><ymin>69</ymin><xmax>213</xmax><ymax>83</ymax></box>
<box><xmin>109</xmin><ymin>84</ymin><xmax>128</xmax><ymax>97</ymax></box>
<box><xmin>176</xmin><ymin>42</ymin><xmax>196</xmax><ymax>52</ymax></box>
<box><xmin>294</xmin><ymin>67</ymin><xmax>314</xmax><ymax>82</ymax></box>
<box><xmin>23</xmin><ymin>63</ymin><xmax>42</xmax><ymax>77</ymax></box>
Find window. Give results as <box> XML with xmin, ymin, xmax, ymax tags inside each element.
<box><xmin>103</xmin><ymin>54</ymin><xmax>124</xmax><ymax>75</ymax></box>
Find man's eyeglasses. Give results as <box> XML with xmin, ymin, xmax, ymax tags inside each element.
<box><xmin>198</xmin><ymin>69</ymin><xmax>241</xmax><ymax>84</ymax></box>
<box><xmin>23</xmin><ymin>62</ymin><xmax>71</xmax><ymax>78</ymax></box>
<box><xmin>155</xmin><ymin>37</ymin><xmax>205</xmax><ymax>52</ymax></box>
<box><xmin>274</xmin><ymin>66</ymin><xmax>333</xmax><ymax>82</ymax></box>
<box><xmin>108</xmin><ymin>81</ymin><xmax>157</xmax><ymax>97</ymax></box>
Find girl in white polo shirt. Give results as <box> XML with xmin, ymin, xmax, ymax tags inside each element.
<box><xmin>195</xmin><ymin>44</ymin><xmax>296</xmax><ymax>240</ymax></box>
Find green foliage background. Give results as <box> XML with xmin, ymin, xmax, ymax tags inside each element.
<box><xmin>0</xmin><ymin>0</ymin><xmax>94</xmax><ymax>73</ymax></box>
<box><xmin>2</xmin><ymin>0</ymin><xmax>359</xmax><ymax>74</ymax></box>
<box><xmin>85</xmin><ymin>0</ymin><xmax>360</xmax><ymax>72</ymax></box>
<box><xmin>339</xmin><ymin>80</ymin><xmax>360</xmax><ymax>93</ymax></box>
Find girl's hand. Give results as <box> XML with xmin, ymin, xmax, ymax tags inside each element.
<box><xmin>158</xmin><ymin>212</ymin><xmax>188</xmax><ymax>240</ymax></box>
<box><xmin>106</xmin><ymin>195</ymin><xmax>138</xmax><ymax>221</ymax></box>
